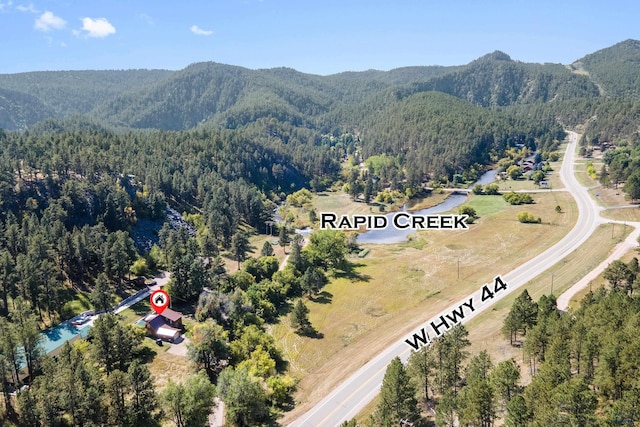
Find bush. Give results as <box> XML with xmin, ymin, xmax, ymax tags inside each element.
<box><xmin>503</xmin><ymin>192</ymin><xmax>534</xmax><ymax>205</ymax></box>
<box><xmin>484</xmin><ymin>183</ymin><xmax>500</xmax><ymax>195</ymax></box>
<box><xmin>517</xmin><ymin>211</ymin><xmax>541</xmax><ymax>224</ymax></box>
<box><xmin>548</xmin><ymin>152</ymin><xmax>560</xmax><ymax>162</ymax></box>
<box><xmin>130</xmin><ymin>258</ymin><xmax>149</xmax><ymax>277</ymax></box>
<box><xmin>458</xmin><ymin>205</ymin><xmax>478</xmax><ymax>224</ymax></box>
<box><xmin>506</xmin><ymin>165</ymin><xmax>523</xmax><ymax>180</ymax></box>
<box><xmin>532</xmin><ymin>170</ymin><xmax>546</xmax><ymax>185</ymax></box>
<box><xmin>286</xmin><ymin>188</ymin><xmax>313</xmax><ymax>207</ymax></box>
<box><xmin>472</xmin><ymin>184</ymin><xmax>484</xmax><ymax>195</ymax></box>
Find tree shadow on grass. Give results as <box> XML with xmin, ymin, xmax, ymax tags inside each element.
<box><xmin>309</xmin><ymin>291</ymin><xmax>332</xmax><ymax>304</ymax></box>
<box><xmin>276</xmin><ymin>300</ymin><xmax>294</xmax><ymax>318</ymax></box>
<box><xmin>136</xmin><ymin>342</ymin><xmax>158</xmax><ymax>364</ymax></box>
<box><xmin>295</xmin><ymin>326</ymin><xmax>324</xmax><ymax>340</ymax></box>
<box><xmin>130</xmin><ymin>300</ymin><xmax>152</xmax><ymax>317</ymax></box>
<box><xmin>332</xmin><ymin>261</ymin><xmax>371</xmax><ymax>283</ymax></box>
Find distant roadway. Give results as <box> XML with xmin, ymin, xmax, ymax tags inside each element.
<box><xmin>289</xmin><ymin>131</ymin><xmax>612</xmax><ymax>426</ymax></box>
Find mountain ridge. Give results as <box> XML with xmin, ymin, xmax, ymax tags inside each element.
<box><xmin>0</xmin><ymin>39</ymin><xmax>638</xmax><ymax>131</ymax></box>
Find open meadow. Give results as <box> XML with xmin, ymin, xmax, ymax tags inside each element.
<box><xmin>275</xmin><ymin>187</ymin><xmax>578</xmax><ymax>423</ymax></box>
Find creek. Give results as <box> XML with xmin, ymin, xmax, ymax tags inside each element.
<box><xmin>356</xmin><ymin>170</ymin><xmax>497</xmax><ymax>244</ymax></box>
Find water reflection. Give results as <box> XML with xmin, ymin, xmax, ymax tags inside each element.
<box><xmin>357</xmin><ymin>170</ymin><xmax>497</xmax><ymax>244</ymax></box>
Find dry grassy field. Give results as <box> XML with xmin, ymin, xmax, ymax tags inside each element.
<box><xmin>276</xmin><ymin>188</ymin><xmax>578</xmax><ymax>424</ymax></box>
<box><xmin>351</xmin><ymin>222</ymin><xmax>632</xmax><ymax>424</ymax></box>
<box><xmin>346</xmin><ymin>145</ymin><xmax>640</xmax><ymax>424</ymax></box>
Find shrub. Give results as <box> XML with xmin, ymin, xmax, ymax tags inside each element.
<box><xmin>130</xmin><ymin>258</ymin><xmax>149</xmax><ymax>277</ymax></box>
<box><xmin>503</xmin><ymin>192</ymin><xmax>534</xmax><ymax>205</ymax></box>
<box><xmin>459</xmin><ymin>205</ymin><xmax>478</xmax><ymax>224</ymax></box>
<box><xmin>484</xmin><ymin>183</ymin><xmax>500</xmax><ymax>195</ymax></box>
<box><xmin>287</xmin><ymin>188</ymin><xmax>313</xmax><ymax>207</ymax></box>
<box><xmin>518</xmin><ymin>211</ymin><xmax>541</xmax><ymax>224</ymax></box>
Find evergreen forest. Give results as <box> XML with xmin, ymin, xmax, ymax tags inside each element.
<box><xmin>2</xmin><ymin>39</ymin><xmax>640</xmax><ymax>426</ymax></box>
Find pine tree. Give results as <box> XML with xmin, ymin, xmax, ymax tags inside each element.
<box><xmin>490</xmin><ymin>358</ymin><xmax>521</xmax><ymax>407</ymax></box>
<box><xmin>457</xmin><ymin>351</ymin><xmax>496</xmax><ymax>427</ymax></box>
<box><xmin>278</xmin><ymin>225</ymin><xmax>290</xmax><ymax>254</ymax></box>
<box><xmin>505</xmin><ymin>394</ymin><xmax>530</xmax><ymax>427</ymax></box>
<box><xmin>128</xmin><ymin>360</ymin><xmax>158</xmax><ymax>426</ymax></box>
<box><xmin>407</xmin><ymin>345</ymin><xmax>435</xmax><ymax>403</ymax></box>
<box><xmin>375</xmin><ymin>357</ymin><xmax>418</xmax><ymax>426</ymax></box>
<box><xmin>90</xmin><ymin>272</ymin><xmax>113</xmax><ymax>313</ymax></box>
<box><xmin>290</xmin><ymin>299</ymin><xmax>313</xmax><ymax>335</ymax></box>
<box><xmin>106</xmin><ymin>370</ymin><xmax>130</xmax><ymax>426</ymax></box>
<box><xmin>288</xmin><ymin>235</ymin><xmax>303</xmax><ymax>272</ymax></box>
<box><xmin>364</xmin><ymin>173</ymin><xmax>374</xmax><ymax>203</ymax></box>
<box><xmin>301</xmin><ymin>266</ymin><xmax>327</xmax><ymax>297</ymax></box>
<box><xmin>503</xmin><ymin>289</ymin><xmax>538</xmax><ymax>345</ymax></box>
<box><xmin>435</xmin><ymin>390</ymin><xmax>457</xmax><ymax>427</ymax></box>
<box><xmin>261</xmin><ymin>241</ymin><xmax>274</xmax><ymax>257</ymax></box>
<box><xmin>10</xmin><ymin>297</ymin><xmax>43</xmax><ymax>383</ymax></box>
<box><xmin>231</xmin><ymin>231</ymin><xmax>250</xmax><ymax>270</ymax></box>
<box><xmin>441</xmin><ymin>324</ymin><xmax>470</xmax><ymax>395</ymax></box>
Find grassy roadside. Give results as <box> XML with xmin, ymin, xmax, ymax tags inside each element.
<box><xmin>601</xmin><ymin>207</ymin><xmax>640</xmax><ymax>222</ymax></box>
<box><xmin>352</xmin><ymin>222</ymin><xmax>632</xmax><ymax>424</ymax></box>
<box><xmin>567</xmin><ymin>244</ymin><xmax>639</xmax><ymax>310</ymax></box>
<box><xmin>276</xmin><ymin>189</ymin><xmax>577</xmax><ymax>424</ymax></box>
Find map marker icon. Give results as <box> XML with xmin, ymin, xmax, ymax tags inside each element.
<box><xmin>150</xmin><ymin>290</ymin><xmax>170</xmax><ymax>314</ymax></box>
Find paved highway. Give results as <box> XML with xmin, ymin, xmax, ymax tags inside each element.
<box><xmin>289</xmin><ymin>131</ymin><xmax>607</xmax><ymax>426</ymax></box>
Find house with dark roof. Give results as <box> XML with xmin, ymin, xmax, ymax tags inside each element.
<box><xmin>142</xmin><ymin>308</ymin><xmax>183</xmax><ymax>342</ymax></box>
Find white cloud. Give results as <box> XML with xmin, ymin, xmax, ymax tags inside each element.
<box><xmin>190</xmin><ymin>25</ymin><xmax>213</xmax><ymax>36</ymax></box>
<box><xmin>0</xmin><ymin>1</ymin><xmax>13</xmax><ymax>12</ymax></box>
<box><xmin>17</xmin><ymin>3</ymin><xmax>38</xmax><ymax>13</ymax></box>
<box><xmin>34</xmin><ymin>11</ymin><xmax>66</xmax><ymax>32</ymax></box>
<box><xmin>80</xmin><ymin>17</ymin><xmax>116</xmax><ymax>38</ymax></box>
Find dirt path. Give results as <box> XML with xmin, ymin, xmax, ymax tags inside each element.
<box><xmin>557</xmin><ymin>222</ymin><xmax>640</xmax><ymax>310</ymax></box>
<box><xmin>278</xmin><ymin>234</ymin><xmax>309</xmax><ymax>271</ymax></box>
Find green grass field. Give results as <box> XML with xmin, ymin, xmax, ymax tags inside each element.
<box><xmin>463</xmin><ymin>194</ymin><xmax>508</xmax><ymax>218</ymax></box>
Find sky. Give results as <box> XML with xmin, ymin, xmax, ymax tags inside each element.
<box><xmin>1</xmin><ymin>0</ymin><xmax>639</xmax><ymax>75</ymax></box>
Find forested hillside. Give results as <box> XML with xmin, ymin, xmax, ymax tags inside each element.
<box><xmin>0</xmin><ymin>70</ymin><xmax>172</xmax><ymax>129</ymax></box>
<box><xmin>402</xmin><ymin>51</ymin><xmax>601</xmax><ymax>107</ymax></box>
<box><xmin>355</xmin><ymin>91</ymin><xmax>564</xmax><ymax>181</ymax></box>
<box><xmin>1</xmin><ymin>40</ymin><xmax>637</xmax><ymax>132</ymax></box>
<box><xmin>0</xmin><ymin>120</ymin><xmax>344</xmax><ymax>425</ymax></box>
<box><xmin>573</xmin><ymin>39</ymin><xmax>640</xmax><ymax>99</ymax></box>
<box><xmin>0</xmin><ymin>88</ymin><xmax>54</xmax><ymax>130</ymax></box>
<box><xmin>3</xmin><ymin>39</ymin><xmax>640</xmax><ymax>426</ymax></box>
